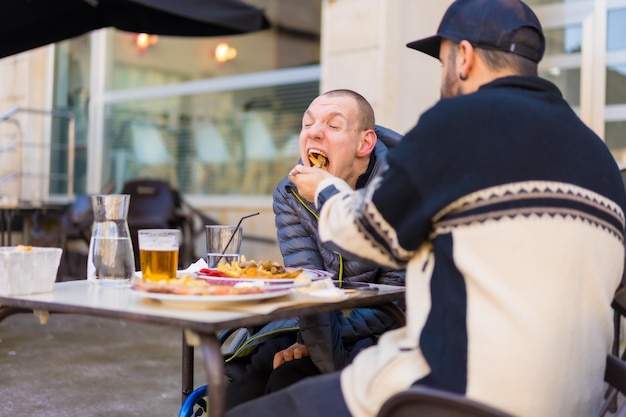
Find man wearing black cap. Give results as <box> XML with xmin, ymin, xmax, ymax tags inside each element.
<box><xmin>227</xmin><ymin>1</ymin><xmax>626</xmax><ymax>417</ymax></box>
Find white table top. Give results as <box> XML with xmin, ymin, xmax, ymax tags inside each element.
<box><xmin>0</xmin><ymin>280</ymin><xmax>405</xmax><ymax>334</ymax></box>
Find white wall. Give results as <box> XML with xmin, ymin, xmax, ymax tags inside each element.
<box><xmin>0</xmin><ymin>48</ymin><xmax>55</xmax><ymax>204</ymax></box>
<box><xmin>321</xmin><ymin>0</ymin><xmax>451</xmax><ymax>134</ymax></box>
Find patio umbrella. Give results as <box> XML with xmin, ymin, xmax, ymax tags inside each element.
<box><xmin>0</xmin><ymin>0</ymin><xmax>270</xmax><ymax>59</ymax></box>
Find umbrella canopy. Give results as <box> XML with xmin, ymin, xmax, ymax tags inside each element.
<box><xmin>0</xmin><ymin>0</ymin><xmax>270</xmax><ymax>59</ymax></box>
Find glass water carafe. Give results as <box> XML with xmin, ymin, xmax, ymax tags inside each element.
<box><xmin>87</xmin><ymin>194</ymin><xmax>136</xmax><ymax>285</ymax></box>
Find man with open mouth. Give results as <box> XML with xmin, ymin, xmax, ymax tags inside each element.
<box><xmin>223</xmin><ymin>89</ymin><xmax>405</xmax><ymax>410</ymax></box>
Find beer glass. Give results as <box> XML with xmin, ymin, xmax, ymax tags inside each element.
<box><xmin>138</xmin><ymin>229</ymin><xmax>180</xmax><ymax>282</ymax></box>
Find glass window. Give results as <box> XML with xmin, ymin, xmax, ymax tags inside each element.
<box><xmin>606</xmin><ymin>65</ymin><xmax>626</xmax><ymax>105</ymax></box>
<box><xmin>107</xmin><ymin>0</ymin><xmax>321</xmax><ymax>91</ymax></box>
<box><xmin>104</xmin><ymin>81</ymin><xmax>319</xmax><ymax>195</ymax></box>
<box><xmin>606</xmin><ymin>121</ymin><xmax>626</xmax><ymax>166</ymax></box>
<box><xmin>608</xmin><ymin>8</ymin><xmax>626</xmax><ymax>51</ymax></box>
<box><xmin>52</xmin><ymin>35</ymin><xmax>91</xmax><ymax>195</ymax></box>
<box><xmin>100</xmin><ymin>0</ymin><xmax>322</xmax><ymax>197</ymax></box>
<box><xmin>544</xmin><ymin>25</ymin><xmax>582</xmax><ymax>55</ymax></box>
<box><xmin>540</xmin><ymin>67</ymin><xmax>581</xmax><ymax>106</ymax></box>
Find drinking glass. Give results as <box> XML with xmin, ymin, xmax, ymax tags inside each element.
<box><xmin>205</xmin><ymin>225</ymin><xmax>242</xmax><ymax>268</ymax></box>
<box><xmin>138</xmin><ymin>229</ymin><xmax>180</xmax><ymax>282</ymax></box>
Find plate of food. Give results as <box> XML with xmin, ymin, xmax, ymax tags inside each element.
<box><xmin>130</xmin><ymin>274</ymin><xmax>293</xmax><ymax>309</ymax></box>
<box><xmin>195</xmin><ymin>259</ymin><xmax>333</xmax><ymax>284</ymax></box>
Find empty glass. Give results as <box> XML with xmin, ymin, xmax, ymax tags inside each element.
<box><xmin>205</xmin><ymin>225</ymin><xmax>242</xmax><ymax>268</ymax></box>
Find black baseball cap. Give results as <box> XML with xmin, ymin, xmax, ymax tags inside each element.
<box><xmin>407</xmin><ymin>0</ymin><xmax>545</xmax><ymax>63</ymax></box>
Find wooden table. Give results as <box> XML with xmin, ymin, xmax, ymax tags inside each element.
<box><xmin>0</xmin><ymin>281</ymin><xmax>405</xmax><ymax>417</ymax></box>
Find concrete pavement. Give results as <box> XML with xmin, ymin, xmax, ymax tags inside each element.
<box><xmin>0</xmin><ymin>296</ymin><xmax>207</xmax><ymax>417</ymax></box>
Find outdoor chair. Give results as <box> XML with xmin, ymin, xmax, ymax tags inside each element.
<box><xmin>121</xmin><ymin>179</ymin><xmax>193</xmax><ymax>270</ymax></box>
<box><xmin>376</xmin><ymin>386</ymin><xmax>516</xmax><ymax>417</ymax></box>
<box><xmin>28</xmin><ymin>194</ymin><xmax>94</xmax><ymax>280</ymax></box>
<box><xmin>601</xmin><ymin>283</ymin><xmax>626</xmax><ymax>416</ymax></box>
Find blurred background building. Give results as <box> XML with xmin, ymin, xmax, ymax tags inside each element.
<box><xmin>0</xmin><ymin>0</ymin><xmax>624</xmax><ymax>261</ymax></box>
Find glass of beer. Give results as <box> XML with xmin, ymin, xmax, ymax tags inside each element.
<box><xmin>138</xmin><ymin>229</ymin><xmax>180</xmax><ymax>282</ymax></box>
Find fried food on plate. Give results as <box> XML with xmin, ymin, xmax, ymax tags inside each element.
<box><xmin>136</xmin><ymin>274</ymin><xmax>264</xmax><ymax>296</ymax></box>
<box><xmin>217</xmin><ymin>258</ymin><xmax>303</xmax><ymax>279</ymax></box>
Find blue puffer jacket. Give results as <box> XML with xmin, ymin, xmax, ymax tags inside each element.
<box><xmin>270</xmin><ymin>126</ymin><xmax>406</xmax><ymax>373</ymax></box>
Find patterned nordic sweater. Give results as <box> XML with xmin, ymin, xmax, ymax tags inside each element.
<box><xmin>315</xmin><ymin>76</ymin><xmax>626</xmax><ymax>417</ymax></box>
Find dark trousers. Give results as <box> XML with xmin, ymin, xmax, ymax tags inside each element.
<box><xmin>225</xmin><ymin>334</ymin><xmax>295</xmax><ymax>409</ymax></box>
<box><xmin>225</xmin><ymin>333</ymin><xmax>324</xmax><ymax>409</ymax></box>
<box><xmin>265</xmin><ymin>355</ymin><xmax>320</xmax><ymax>393</ymax></box>
<box><xmin>226</xmin><ymin>372</ymin><xmax>350</xmax><ymax>417</ymax></box>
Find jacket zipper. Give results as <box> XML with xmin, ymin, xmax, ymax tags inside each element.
<box><xmin>287</xmin><ymin>186</ymin><xmax>344</xmax><ymax>284</ymax></box>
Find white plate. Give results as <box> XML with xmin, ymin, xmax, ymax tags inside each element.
<box><xmin>134</xmin><ymin>270</ymin><xmax>194</xmax><ymax>279</ymax></box>
<box><xmin>196</xmin><ymin>268</ymin><xmax>333</xmax><ymax>285</ymax></box>
<box><xmin>130</xmin><ymin>286</ymin><xmax>293</xmax><ymax>309</ymax></box>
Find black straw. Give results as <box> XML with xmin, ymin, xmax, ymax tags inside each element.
<box><xmin>214</xmin><ymin>212</ymin><xmax>260</xmax><ymax>266</ymax></box>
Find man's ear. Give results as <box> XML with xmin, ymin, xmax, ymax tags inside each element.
<box><xmin>458</xmin><ymin>40</ymin><xmax>475</xmax><ymax>80</ymax></box>
<box><xmin>357</xmin><ymin>129</ymin><xmax>377</xmax><ymax>157</ymax></box>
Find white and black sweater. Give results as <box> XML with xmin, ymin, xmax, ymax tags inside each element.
<box><xmin>316</xmin><ymin>76</ymin><xmax>626</xmax><ymax>417</ymax></box>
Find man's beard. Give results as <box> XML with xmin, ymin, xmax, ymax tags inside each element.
<box><xmin>440</xmin><ymin>63</ymin><xmax>460</xmax><ymax>99</ymax></box>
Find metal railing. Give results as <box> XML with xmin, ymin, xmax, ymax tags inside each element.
<box><xmin>0</xmin><ymin>107</ymin><xmax>75</xmax><ymax>207</ymax></box>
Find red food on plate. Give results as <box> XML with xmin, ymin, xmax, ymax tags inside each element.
<box><xmin>197</xmin><ymin>268</ymin><xmax>229</xmax><ymax>277</ymax></box>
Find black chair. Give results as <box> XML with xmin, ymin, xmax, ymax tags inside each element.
<box><xmin>121</xmin><ymin>179</ymin><xmax>194</xmax><ymax>270</ymax></box>
<box><xmin>29</xmin><ymin>194</ymin><xmax>94</xmax><ymax>280</ymax></box>
<box><xmin>603</xmin><ymin>354</ymin><xmax>626</xmax><ymax>417</ymax></box>
<box><xmin>601</xmin><ymin>284</ymin><xmax>626</xmax><ymax>416</ymax></box>
<box><xmin>377</xmin><ymin>386</ymin><xmax>515</xmax><ymax>417</ymax></box>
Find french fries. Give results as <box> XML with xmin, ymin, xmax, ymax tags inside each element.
<box><xmin>217</xmin><ymin>258</ymin><xmax>302</xmax><ymax>279</ymax></box>
<box><xmin>308</xmin><ymin>152</ymin><xmax>328</xmax><ymax>170</ymax></box>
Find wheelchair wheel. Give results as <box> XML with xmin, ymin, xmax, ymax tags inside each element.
<box><xmin>178</xmin><ymin>385</ymin><xmax>208</xmax><ymax>417</ymax></box>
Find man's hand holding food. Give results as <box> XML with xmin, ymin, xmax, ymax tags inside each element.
<box><xmin>289</xmin><ymin>164</ymin><xmax>333</xmax><ymax>203</ymax></box>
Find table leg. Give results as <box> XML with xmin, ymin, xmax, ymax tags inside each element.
<box><xmin>0</xmin><ymin>306</ymin><xmax>29</xmax><ymax>322</ymax></box>
<box><xmin>6</xmin><ymin>209</ymin><xmax>12</xmax><ymax>246</ymax></box>
<box><xmin>199</xmin><ymin>333</ymin><xmax>226</xmax><ymax>417</ymax></box>
<box><xmin>0</xmin><ymin>209</ymin><xmax>6</xmax><ymax>246</ymax></box>
<box><xmin>181</xmin><ymin>331</ymin><xmax>195</xmax><ymax>403</ymax></box>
